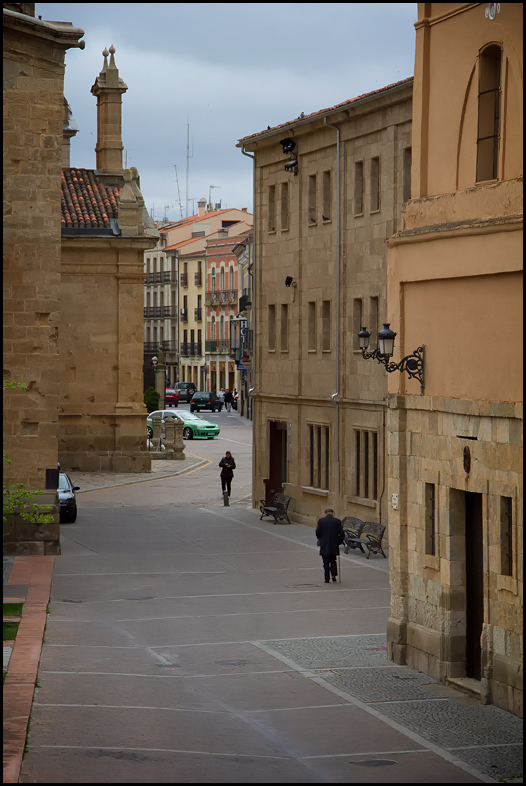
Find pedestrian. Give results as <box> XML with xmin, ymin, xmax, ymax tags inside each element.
<box><xmin>219</xmin><ymin>451</ymin><xmax>236</xmax><ymax>498</ymax></box>
<box><xmin>224</xmin><ymin>389</ymin><xmax>233</xmax><ymax>412</ymax></box>
<box><xmin>218</xmin><ymin>387</ymin><xmax>225</xmax><ymax>404</ymax></box>
<box><xmin>315</xmin><ymin>508</ymin><xmax>345</xmax><ymax>583</ymax></box>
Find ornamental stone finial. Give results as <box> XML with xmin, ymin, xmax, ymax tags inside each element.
<box><xmin>102</xmin><ymin>47</ymin><xmax>109</xmax><ymax>71</ymax></box>
<box><xmin>109</xmin><ymin>44</ymin><xmax>116</xmax><ymax>68</ymax></box>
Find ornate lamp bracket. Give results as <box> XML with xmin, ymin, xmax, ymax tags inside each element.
<box><xmin>359</xmin><ymin>328</ymin><xmax>425</xmax><ymax>394</ymax></box>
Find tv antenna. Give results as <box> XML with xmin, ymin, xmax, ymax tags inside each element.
<box><xmin>162</xmin><ymin>164</ymin><xmax>184</xmax><ymax>218</ymax></box>
<box><xmin>186</xmin><ymin>117</ymin><xmax>194</xmax><ymax>219</ymax></box>
<box><xmin>208</xmin><ymin>185</ymin><xmax>220</xmax><ymax>211</ymax></box>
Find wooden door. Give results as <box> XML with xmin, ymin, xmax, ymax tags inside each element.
<box><xmin>465</xmin><ymin>492</ymin><xmax>483</xmax><ymax>680</ymax></box>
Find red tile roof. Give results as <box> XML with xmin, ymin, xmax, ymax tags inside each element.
<box><xmin>61</xmin><ymin>168</ymin><xmax>121</xmax><ymax>229</ymax></box>
<box><xmin>238</xmin><ymin>76</ymin><xmax>414</xmax><ymax>144</ymax></box>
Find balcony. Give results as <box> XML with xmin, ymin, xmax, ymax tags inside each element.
<box><xmin>144</xmin><ymin>306</ymin><xmax>178</xmax><ymax>319</ymax></box>
<box><xmin>144</xmin><ymin>341</ymin><xmax>177</xmax><ymax>353</ymax></box>
<box><xmin>180</xmin><ymin>342</ymin><xmax>202</xmax><ymax>357</ymax></box>
<box><xmin>205</xmin><ymin>339</ymin><xmax>232</xmax><ymax>354</ymax></box>
<box><xmin>239</xmin><ymin>289</ymin><xmax>252</xmax><ymax>312</ymax></box>
<box><xmin>144</xmin><ymin>271</ymin><xmax>174</xmax><ymax>285</ymax></box>
<box><xmin>180</xmin><ymin>308</ymin><xmax>188</xmax><ymax>322</ymax></box>
<box><xmin>194</xmin><ymin>307</ymin><xmax>203</xmax><ymax>322</ymax></box>
<box><xmin>180</xmin><ymin>273</ymin><xmax>188</xmax><ymax>287</ymax></box>
<box><xmin>205</xmin><ymin>289</ymin><xmax>238</xmax><ymax>306</ymax></box>
<box><xmin>194</xmin><ymin>273</ymin><xmax>202</xmax><ymax>286</ymax></box>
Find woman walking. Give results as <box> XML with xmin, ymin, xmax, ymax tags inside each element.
<box><xmin>219</xmin><ymin>451</ymin><xmax>236</xmax><ymax>498</ymax></box>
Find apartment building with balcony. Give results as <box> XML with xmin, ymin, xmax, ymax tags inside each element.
<box><xmin>143</xmin><ymin>200</ymin><xmax>253</xmax><ymax>388</ymax></box>
<box><xmin>233</xmin><ymin>230</ymin><xmax>254</xmax><ymax>420</ymax></box>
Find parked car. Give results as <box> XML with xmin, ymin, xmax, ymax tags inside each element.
<box><xmin>146</xmin><ymin>409</ymin><xmax>220</xmax><ymax>440</ymax></box>
<box><xmin>175</xmin><ymin>381</ymin><xmax>197</xmax><ymax>402</ymax></box>
<box><xmin>58</xmin><ymin>472</ymin><xmax>79</xmax><ymax>523</ymax></box>
<box><xmin>164</xmin><ymin>388</ymin><xmax>179</xmax><ymax>407</ymax></box>
<box><xmin>190</xmin><ymin>391</ymin><xmax>223</xmax><ymax>413</ymax></box>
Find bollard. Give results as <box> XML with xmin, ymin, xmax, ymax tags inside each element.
<box><xmin>223</xmin><ymin>490</ymin><xmax>230</xmax><ymax>507</ymax></box>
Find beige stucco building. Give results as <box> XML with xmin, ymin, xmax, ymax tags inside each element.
<box><xmin>385</xmin><ymin>3</ymin><xmax>522</xmax><ymax>716</ymax></box>
<box><xmin>237</xmin><ymin>78</ymin><xmax>413</xmax><ymax>524</ymax></box>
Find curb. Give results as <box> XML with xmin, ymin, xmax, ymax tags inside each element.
<box><xmin>3</xmin><ymin>556</ymin><xmax>54</xmax><ymax>784</ymax></box>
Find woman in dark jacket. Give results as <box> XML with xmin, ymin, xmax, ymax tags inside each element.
<box><xmin>219</xmin><ymin>451</ymin><xmax>236</xmax><ymax>497</ymax></box>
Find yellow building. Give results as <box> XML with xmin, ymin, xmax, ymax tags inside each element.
<box><xmin>237</xmin><ymin>78</ymin><xmax>413</xmax><ymax>522</ymax></box>
<box><xmin>385</xmin><ymin>3</ymin><xmax>522</xmax><ymax>716</ymax></box>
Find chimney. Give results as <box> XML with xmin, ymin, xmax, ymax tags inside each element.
<box><xmin>90</xmin><ymin>45</ymin><xmax>128</xmax><ymax>174</ymax></box>
<box><xmin>62</xmin><ymin>98</ymin><xmax>79</xmax><ymax>168</ymax></box>
<box><xmin>197</xmin><ymin>198</ymin><xmax>206</xmax><ymax>217</ymax></box>
<box><xmin>242</xmin><ymin>207</ymin><xmax>248</xmax><ymax>212</ymax></box>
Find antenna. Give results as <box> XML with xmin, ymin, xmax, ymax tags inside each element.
<box><xmin>209</xmin><ymin>185</ymin><xmax>220</xmax><ymax>211</ymax></box>
<box><xmin>186</xmin><ymin>118</ymin><xmax>194</xmax><ymax>219</ymax></box>
<box><xmin>162</xmin><ymin>164</ymin><xmax>184</xmax><ymax>219</ymax></box>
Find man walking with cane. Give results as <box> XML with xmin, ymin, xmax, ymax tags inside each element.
<box><xmin>316</xmin><ymin>508</ymin><xmax>345</xmax><ymax>584</ymax></box>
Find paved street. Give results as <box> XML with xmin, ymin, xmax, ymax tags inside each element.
<box><xmin>17</xmin><ymin>409</ymin><xmax>522</xmax><ymax>783</ymax></box>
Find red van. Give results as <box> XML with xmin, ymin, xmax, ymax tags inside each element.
<box><xmin>164</xmin><ymin>388</ymin><xmax>179</xmax><ymax>407</ymax></box>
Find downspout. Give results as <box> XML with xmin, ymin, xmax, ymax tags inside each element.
<box><xmin>324</xmin><ymin>117</ymin><xmax>341</xmax><ymax>499</ymax></box>
<box><xmin>241</xmin><ymin>147</ymin><xmax>256</xmax><ymax>501</ymax></box>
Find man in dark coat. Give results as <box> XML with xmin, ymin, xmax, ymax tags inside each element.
<box><xmin>316</xmin><ymin>508</ymin><xmax>345</xmax><ymax>583</ymax></box>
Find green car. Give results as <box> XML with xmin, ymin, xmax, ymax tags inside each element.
<box><xmin>147</xmin><ymin>409</ymin><xmax>220</xmax><ymax>440</ymax></box>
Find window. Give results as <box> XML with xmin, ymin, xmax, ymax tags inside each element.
<box><xmin>354</xmin><ymin>429</ymin><xmax>378</xmax><ymax>500</ymax></box>
<box><xmin>220</xmin><ymin>268</ymin><xmax>225</xmax><ymax>292</ymax></box>
<box><xmin>425</xmin><ymin>483</ymin><xmax>437</xmax><ymax>555</ymax></box>
<box><xmin>322</xmin><ymin>170</ymin><xmax>331</xmax><ymax>221</ymax></box>
<box><xmin>353</xmin><ymin>298</ymin><xmax>363</xmax><ymax>351</ymax></box>
<box><xmin>370</xmin><ymin>157</ymin><xmax>380</xmax><ymax>212</ymax></box>
<box><xmin>229</xmin><ymin>266</ymin><xmax>234</xmax><ymax>290</ymax></box>
<box><xmin>476</xmin><ymin>45</ymin><xmax>501</xmax><ymax>182</ymax></box>
<box><xmin>322</xmin><ymin>300</ymin><xmax>331</xmax><ymax>351</ymax></box>
<box><xmin>500</xmin><ymin>496</ymin><xmax>513</xmax><ymax>576</ymax></box>
<box><xmin>268</xmin><ymin>185</ymin><xmax>276</xmax><ymax>231</ymax></box>
<box><xmin>281</xmin><ymin>182</ymin><xmax>289</xmax><ymax>231</ymax></box>
<box><xmin>308</xmin><ymin>301</ymin><xmax>317</xmax><ymax>351</ymax></box>
<box><xmin>308</xmin><ymin>174</ymin><xmax>317</xmax><ymax>224</ymax></box>
<box><xmin>354</xmin><ymin>161</ymin><xmax>364</xmax><ymax>215</ymax></box>
<box><xmin>403</xmin><ymin>147</ymin><xmax>412</xmax><ymax>203</ymax></box>
<box><xmin>280</xmin><ymin>303</ymin><xmax>288</xmax><ymax>351</ymax></box>
<box><xmin>211</xmin><ymin>269</ymin><xmax>216</xmax><ymax>291</ymax></box>
<box><xmin>268</xmin><ymin>305</ymin><xmax>276</xmax><ymax>350</ymax></box>
<box><xmin>309</xmin><ymin>424</ymin><xmax>330</xmax><ymax>490</ymax></box>
<box><xmin>369</xmin><ymin>296</ymin><xmax>379</xmax><ymax>349</ymax></box>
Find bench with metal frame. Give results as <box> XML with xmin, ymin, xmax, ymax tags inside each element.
<box><xmin>342</xmin><ymin>516</ymin><xmax>366</xmax><ymax>553</ymax></box>
<box><xmin>344</xmin><ymin>521</ymin><xmax>387</xmax><ymax>559</ymax></box>
<box><xmin>259</xmin><ymin>493</ymin><xmax>292</xmax><ymax>524</ymax></box>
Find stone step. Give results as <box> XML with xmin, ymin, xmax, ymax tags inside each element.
<box><xmin>446</xmin><ymin>676</ymin><xmax>482</xmax><ymax>700</ymax></box>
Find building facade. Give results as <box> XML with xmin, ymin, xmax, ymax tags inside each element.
<box><xmin>385</xmin><ymin>3</ymin><xmax>522</xmax><ymax>716</ymax></box>
<box><xmin>233</xmin><ymin>230</ymin><xmax>254</xmax><ymax>420</ymax></box>
<box><xmin>238</xmin><ymin>78</ymin><xmax>413</xmax><ymax>522</ymax></box>
<box><xmin>144</xmin><ymin>205</ymin><xmax>253</xmax><ymax>390</ymax></box>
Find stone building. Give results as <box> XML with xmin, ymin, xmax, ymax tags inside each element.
<box><xmin>4</xmin><ymin>4</ymin><xmax>84</xmax><ymax>554</ymax></box>
<box><xmin>233</xmin><ymin>230</ymin><xmax>254</xmax><ymax>420</ymax></box>
<box><xmin>59</xmin><ymin>46</ymin><xmax>158</xmax><ymax>472</ymax></box>
<box><xmin>385</xmin><ymin>3</ymin><xmax>522</xmax><ymax>716</ymax></box>
<box><xmin>146</xmin><ymin>205</ymin><xmax>253</xmax><ymax>388</ymax></box>
<box><xmin>237</xmin><ymin>78</ymin><xmax>413</xmax><ymax>521</ymax></box>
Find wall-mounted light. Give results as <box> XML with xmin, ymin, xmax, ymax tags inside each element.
<box><xmin>358</xmin><ymin>323</ymin><xmax>425</xmax><ymax>393</ymax></box>
<box><xmin>285</xmin><ymin>276</ymin><xmax>297</xmax><ymax>287</ymax></box>
<box><xmin>280</xmin><ymin>137</ymin><xmax>298</xmax><ymax>175</ymax></box>
<box><xmin>280</xmin><ymin>138</ymin><xmax>296</xmax><ymax>154</ymax></box>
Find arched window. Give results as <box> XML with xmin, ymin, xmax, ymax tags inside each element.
<box><xmin>220</xmin><ymin>268</ymin><xmax>225</xmax><ymax>292</ymax></box>
<box><xmin>229</xmin><ymin>266</ymin><xmax>234</xmax><ymax>291</ymax></box>
<box><xmin>220</xmin><ymin>315</ymin><xmax>225</xmax><ymax>342</ymax></box>
<box><xmin>211</xmin><ymin>268</ymin><xmax>216</xmax><ymax>292</ymax></box>
<box><xmin>476</xmin><ymin>44</ymin><xmax>502</xmax><ymax>182</ymax></box>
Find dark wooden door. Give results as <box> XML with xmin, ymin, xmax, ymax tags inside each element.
<box><xmin>268</xmin><ymin>421</ymin><xmax>287</xmax><ymax>499</ymax></box>
<box><xmin>465</xmin><ymin>492</ymin><xmax>483</xmax><ymax>680</ymax></box>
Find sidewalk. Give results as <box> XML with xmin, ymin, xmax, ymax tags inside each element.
<box><xmin>4</xmin><ymin>478</ymin><xmax>523</xmax><ymax>783</ymax></box>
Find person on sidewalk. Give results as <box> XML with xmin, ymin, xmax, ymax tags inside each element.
<box><xmin>316</xmin><ymin>508</ymin><xmax>345</xmax><ymax>583</ymax></box>
<box><xmin>219</xmin><ymin>451</ymin><xmax>236</xmax><ymax>498</ymax></box>
<box><xmin>224</xmin><ymin>389</ymin><xmax>233</xmax><ymax>412</ymax></box>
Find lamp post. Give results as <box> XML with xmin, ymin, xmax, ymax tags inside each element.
<box><xmin>359</xmin><ymin>323</ymin><xmax>425</xmax><ymax>393</ymax></box>
<box><xmin>151</xmin><ymin>353</ymin><xmax>165</xmax><ymax>408</ymax></box>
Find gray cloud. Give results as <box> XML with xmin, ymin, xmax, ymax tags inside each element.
<box><xmin>37</xmin><ymin>3</ymin><xmax>417</xmax><ymax>221</ymax></box>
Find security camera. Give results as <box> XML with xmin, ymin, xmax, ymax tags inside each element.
<box><xmin>280</xmin><ymin>137</ymin><xmax>296</xmax><ymax>154</ymax></box>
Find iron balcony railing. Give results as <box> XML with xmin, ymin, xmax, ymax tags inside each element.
<box><xmin>144</xmin><ymin>341</ymin><xmax>177</xmax><ymax>353</ymax></box>
<box><xmin>180</xmin><ymin>342</ymin><xmax>202</xmax><ymax>356</ymax></box>
<box><xmin>205</xmin><ymin>289</ymin><xmax>238</xmax><ymax>305</ymax></box>
<box><xmin>144</xmin><ymin>271</ymin><xmax>174</xmax><ymax>285</ymax></box>
<box><xmin>205</xmin><ymin>339</ymin><xmax>233</xmax><ymax>354</ymax></box>
<box><xmin>194</xmin><ymin>308</ymin><xmax>202</xmax><ymax>322</ymax></box>
<box><xmin>180</xmin><ymin>308</ymin><xmax>188</xmax><ymax>322</ymax></box>
<box><xmin>144</xmin><ymin>306</ymin><xmax>178</xmax><ymax>318</ymax></box>
<box><xmin>194</xmin><ymin>273</ymin><xmax>202</xmax><ymax>286</ymax></box>
<box><xmin>180</xmin><ymin>273</ymin><xmax>188</xmax><ymax>287</ymax></box>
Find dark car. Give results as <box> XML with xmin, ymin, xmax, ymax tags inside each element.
<box><xmin>164</xmin><ymin>388</ymin><xmax>179</xmax><ymax>407</ymax></box>
<box><xmin>58</xmin><ymin>472</ymin><xmax>79</xmax><ymax>523</ymax></box>
<box><xmin>175</xmin><ymin>382</ymin><xmax>197</xmax><ymax>402</ymax></box>
<box><xmin>190</xmin><ymin>391</ymin><xmax>223</xmax><ymax>413</ymax></box>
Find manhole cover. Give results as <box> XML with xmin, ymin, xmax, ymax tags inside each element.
<box><xmin>351</xmin><ymin>760</ymin><xmax>398</xmax><ymax>767</ymax></box>
<box><xmin>217</xmin><ymin>660</ymin><xmax>249</xmax><ymax>666</ymax></box>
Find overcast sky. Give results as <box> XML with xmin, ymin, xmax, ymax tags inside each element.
<box><xmin>37</xmin><ymin>3</ymin><xmax>417</xmax><ymax>222</ymax></box>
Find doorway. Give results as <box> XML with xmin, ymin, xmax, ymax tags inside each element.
<box><xmin>267</xmin><ymin>421</ymin><xmax>287</xmax><ymax>499</ymax></box>
<box><xmin>465</xmin><ymin>491</ymin><xmax>484</xmax><ymax>680</ymax></box>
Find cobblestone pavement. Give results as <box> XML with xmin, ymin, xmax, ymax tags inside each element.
<box><xmin>261</xmin><ymin>634</ymin><xmax>524</xmax><ymax>782</ymax></box>
<box><xmin>71</xmin><ymin>454</ymin><xmax>208</xmax><ymax>493</ymax></box>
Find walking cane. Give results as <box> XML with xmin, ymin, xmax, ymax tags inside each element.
<box><xmin>338</xmin><ymin>552</ymin><xmax>341</xmax><ymax>583</ymax></box>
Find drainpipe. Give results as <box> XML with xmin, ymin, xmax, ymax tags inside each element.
<box><xmin>241</xmin><ymin>147</ymin><xmax>256</xmax><ymax>501</ymax></box>
<box><xmin>324</xmin><ymin>117</ymin><xmax>341</xmax><ymax>499</ymax></box>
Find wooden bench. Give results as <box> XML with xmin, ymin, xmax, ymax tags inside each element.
<box><xmin>344</xmin><ymin>521</ymin><xmax>387</xmax><ymax>559</ymax></box>
<box><xmin>259</xmin><ymin>493</ymin><xmax>292</xmax><ymax>524</ymax></box>
<box><xmin>342</xmin><ymin>516</ymin><xmax>366</xmax><ymax>553</ymax></box>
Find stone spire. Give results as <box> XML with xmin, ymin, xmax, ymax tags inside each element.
<box><xmin>90</xmin><ymin>45</ymin><xmax>128</xmax><ymax>174</ymax></box>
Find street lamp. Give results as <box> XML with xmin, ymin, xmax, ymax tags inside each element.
<box><xmin>359</xmin><ymin>323</ymin><xmax>425</xmax><ymax>393</ymax></box>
